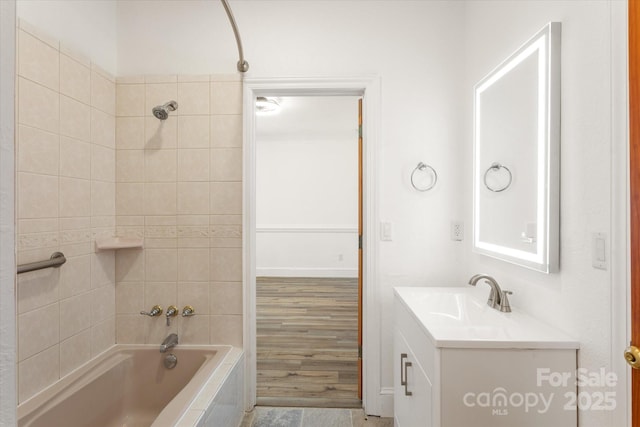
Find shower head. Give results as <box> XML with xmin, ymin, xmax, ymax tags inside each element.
<box><xmin>152</xmin><ymin>101</ymin><xmax>178</xmax><ymax>120</ymax></box>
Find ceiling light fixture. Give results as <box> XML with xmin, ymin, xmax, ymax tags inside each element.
<box><xmin>255</xmin><ymin>97</ymin><xmax>281</xmax><ymax>114</ymax></box>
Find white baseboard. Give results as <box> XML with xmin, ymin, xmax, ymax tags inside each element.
<box><xmin>255</xmin><ymin>267</ymin><xmax>358</xmax><ymax>278</ymax></box>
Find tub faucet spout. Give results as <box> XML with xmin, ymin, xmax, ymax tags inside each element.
<box><xmin>160</xmin><ymin>333</ymin><xmax>178</xmax><ymax>353</ymax></box>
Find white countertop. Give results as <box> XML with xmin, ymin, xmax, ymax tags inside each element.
<box><xmin>394</xmin><ymin>286</ymin><xmax>579</xmax><ymax>350</ymax></box>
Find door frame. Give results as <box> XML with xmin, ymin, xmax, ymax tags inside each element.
<box><xmin>0</xmin><ymin>0</ymin><xmax>16</xmax><ymax>425</ymax></box>
<box><xmin>242</xmin><ymin>76</ymin><xmax>382</xmax><ymax>414</ymax></box>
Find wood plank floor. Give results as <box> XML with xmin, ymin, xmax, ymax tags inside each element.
<box><xmin>256</xmin><ymin>277</ymin><xmax>360</xmax><ymax>407</ymax></box>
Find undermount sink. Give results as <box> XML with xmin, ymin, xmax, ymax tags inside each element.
<box><xmin>394</xmin><ymin>286</ymin><xmax>579</xmax><ymax>349</ymax></box>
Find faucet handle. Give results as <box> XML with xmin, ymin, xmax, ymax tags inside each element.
<box><xmin>165</xmin><ymin>305</ymin><xmax>178</xmax><ymax>326</ymax></box>
<box><xmin>182</xmin><ymin>305</ymin><xmax>196</xmax><ymax>317</ymax></box>
<box><xmin>140</xmin><ymin>305</ymin><xmax>163</xmax><ymax>317</ymax></box>
<box><xmin>499</xmin><ymin>290</ymin><xmax>513</xmax><ymax>313</ymax></box>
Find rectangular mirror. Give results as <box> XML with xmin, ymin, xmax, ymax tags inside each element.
<box><xmin>473</xmin><ymin>22</ymin><xmax>561</xmax><ymax>273</ymax></box>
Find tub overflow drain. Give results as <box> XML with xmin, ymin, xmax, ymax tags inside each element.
<box><xmin>164</xmin><ymin>353</ymin><xmax>178</xmax><ymax>369</ymax></box>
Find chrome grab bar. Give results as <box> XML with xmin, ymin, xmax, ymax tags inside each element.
<box><xmin>17</xmin><ymin>252</ymin><xmax>66</xmax><ymax>274</ymax></box>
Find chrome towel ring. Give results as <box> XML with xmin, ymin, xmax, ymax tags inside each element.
<box><xmin>411</xmin><ymin>162</ymin><xmax>438</xmax><ymax>192</ymax></box>
<box><xmin>484</xmin><ymin>162</ymin><xmax>512</xmax><ymax>192</ymax></box>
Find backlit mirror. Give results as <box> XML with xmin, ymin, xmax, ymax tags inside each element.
<box><xmin>473</xmin><ymin>22</ymin><xmax>561</xmax><ymax>273</ymax></box>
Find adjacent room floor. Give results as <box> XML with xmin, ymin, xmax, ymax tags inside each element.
<box><xmin>240</xmin><ymin>407</ymin><xmax>393</xmax><ymax>427</ymax></box>
<box><xmin>256</xmin><ymin>277</ymin><xmax>360</xmax><ymax>407</ymax></box>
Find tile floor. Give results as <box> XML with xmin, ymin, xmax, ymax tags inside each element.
<box><xmin>240</xmin><ymin>407</ymin><xmax>394</xmax><ymax>427</ymax></box>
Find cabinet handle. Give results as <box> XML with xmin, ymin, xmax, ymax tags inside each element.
<box><xmin>403</xmin><ymin>360</ymin><xmax>413</xmax><ymax>396</ymax></box>
<box><xmin>400</xmin><ymin>353</ymin><xmax>408</xmax><ymax>386</ymax></box>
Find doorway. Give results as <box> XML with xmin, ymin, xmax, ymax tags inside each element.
<box><xmin>242</xmin><ymin>77</ymin><xmax>382</xmax><ymax>414</ymax></box>
<box><xmin>253</xmin><ymin>95</ymin><xmax>361</xmax><ymax>408</ymax></box>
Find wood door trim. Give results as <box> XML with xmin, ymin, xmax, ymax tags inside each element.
<box><xmin>630</xmin><ymin>1</ymin><xmax>640</xmax><ymax>424</ymax></box>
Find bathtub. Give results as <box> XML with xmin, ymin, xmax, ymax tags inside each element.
<box><xmin>17</xmin><ymin>344</ymin><xmax>244</xmax><ymax>427</ymax></box>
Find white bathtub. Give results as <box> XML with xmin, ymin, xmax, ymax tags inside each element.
<box><xmin>17</xmin><ymin>345</ymin><xmax>244</xmax><ymax>427</ymax></box>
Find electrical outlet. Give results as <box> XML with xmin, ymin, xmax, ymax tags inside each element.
<box><xmin>451</xmin><ymin>221</ymin><xmax>464</xmax><ymax>241</ymax></box>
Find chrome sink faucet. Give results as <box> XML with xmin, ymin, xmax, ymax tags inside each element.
<box><xmin>468</xmin><ymin>274</ymin><xmax>512</xmax><ymax>312</ymax></box>
<box><xmin>160</xmin><ymin>333</ymin><xmax>178</xmax><ymax>353</ymax></box>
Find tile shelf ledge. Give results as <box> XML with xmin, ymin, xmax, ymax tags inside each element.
<box><xmin>95</xmin><ymin>237</ymin><xmax>144</xmax><ymax>251</ymax></box>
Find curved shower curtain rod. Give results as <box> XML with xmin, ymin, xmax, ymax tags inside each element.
<box><xmin>220</xmin><ymin>0</ymin><xmax>249</xmax><ymax>72</ymax></box>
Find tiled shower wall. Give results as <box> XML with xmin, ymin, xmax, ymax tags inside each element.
<box><xmin>16</xmin><ymin>20</ymin><xmax>116</xmax><ymax>403</ymax></box>
<box><xmin>16</xmin><ymin>20</ymin><xmax>244</xmax><ymax>404</ymax></box>
<box><xmin>114</xmin><ymin>75</ymin><xmax>243</xmax><ymax>347</ymax></box>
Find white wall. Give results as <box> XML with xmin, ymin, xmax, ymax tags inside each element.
<box><xmin>16</xmin><ymin>0</ymin><xmax>117</xmax><ymax>74</ymax></box>
<box><xmin>256</xmin><ymin>136</ymin><xmax>359</xmax><ymax>277</ymax></box>
<box><xmin>462</xmin><ymin>2</ymin><xmax>627</xmax><ymax>426</ymax></box>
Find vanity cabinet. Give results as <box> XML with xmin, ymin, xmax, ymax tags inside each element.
<box><xmin>394</xmin><ymin>287</ymin><xmax>578</xmax><ymax>427</ymax></box>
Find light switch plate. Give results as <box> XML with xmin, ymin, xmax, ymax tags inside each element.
<box><xmin>592</xmin><ymin>232</ymin><xmax>607</xmax><ymax>270</ymax></box>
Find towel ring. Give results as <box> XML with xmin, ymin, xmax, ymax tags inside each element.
<box><xmin>411</xmin><ymin>162</ymin><xmax>438</xmax><ymax>192</ymax></box>
<box><xmin>484</xmin><ymin>162</ymin><xmax>512</xmax><ymax>192</ymax></box>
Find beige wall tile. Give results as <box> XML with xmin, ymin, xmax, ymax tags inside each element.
<box><xmin>59</xmin><ymin>177</ymin><xmax>91</xmax><ymax>218</ymax></box>
<box><xmin>210</xmin><ymin>282</ymin><xmax>242</xmax><ymax>315</ymax></box>
<box><xmin>59</xmin><ymin>136</ymin><xmax>90</xmax><ymax>179</ymax></box>
<box><xmin>210</xmin><ymin>82</ymin><xmax>242</xmax><ymax>115</ymax></box>
<box><xmin>59</xmin><ymin>254</ymin><xmax>91</xmax><ymax>299</ymax></box>
<box><xmin>178</xmin><ymin>149</ymin><xmax>210</xmax><ymax>181</ymax></box>
<box><xmin>92</xmin><ymin>285</ymin><xmax>115</xmax><ymax>324</ymax></box>
<box><xmin>91</xmin><ymin>145</ymin><xmax>116</xmax><ymax>182</ymax></box>
<box><xmin>145</xmin><ymin>149</ymin><xmax>177</xmax><ymax>182</ymax></box>
<box><xmin>116</xmin><ymin>248</ymin><xmax>145</xmax><ymax>282</ymax></box>
<box><xmin>59</xmin><ymin>44</ymin><xmax>90</xmax><ymax>67</ymax></box>
<box><xmin>60</xmin><ymin>54</ymin><xmax>90</xmax><ymax>104</ymax></box>
<box><xmin>91</xmin><ymin>317</ymin><xmax>115</xmax><ymax>357</ymax></box>
<box><xmin>177</xmin><ymin>116</ymin><xmax>210</xmax><ymax>149</ymax></box>
<box><xmin>116</xmin><ymin>183</ymin><xmax>144</xmax><ymax>215</ymax></box>
<box><xmin>117</xmin><ymin>117</ymin><xmax>145</xmax><ymax>149</ymax></box>
<box><xmin>59</xmin><ymin>292</ymin><xmax>92</xmax><ymax>340</ymax></box>
<box><xmin>117</xmin><ymin>75</ymin><xmax>144</xmax><ymax>84</ymax></box>
<box><xmin>18</xmin><ymin>77</ymin><xmax>59</xmax><ymax>133</ymax></box>
<box><xmin>18</xmin><ymin>268</ymin><xmax>59</xmax><ymax>315</ymax></box>
<box><xmin>178</xmin><ymin>182</ymin><xmax>209</xmax><ymax>215</ymax></box>
<box><xmin>18</xmin><ymin>125</ymin><xmax>59</xmax><ymax>176</ymax></box>
<box><xmin>178</xmin><ymin>82</ymin><xmax>210</xmax><ymax>115</ymax></box>
<box><xmin>178</xmin><ymin>75</ymin><xmax>209</xmax><ymax>83</ymax></box>
<box><xmin>145</xmin><ymin>116</ymin><xmax>177</xmax><ymax>149</ymax></box>
<box><xmin>145</xmin><ymin>249</ymin><xmax>178</xmax><ymax>282</ymax></box>
<box><xmin>116</xmin><ymin>84</ymin><xmax>144</xmax><ymax>117</ymax></box>
<box><xmin>177</xmin><ymin>248</ymin><xmax>210</xmax><ymax>282</ymax></box>
<box><xmin>116</xmin><ymin>315</ymin><xmax>146</xmax><ymax>343</ymax></box>
<box><xmin>18</xmin><ymin>30</ymin><xmax>59</xmax><ymax>91</ymax></box>
<box><xmin>91</xmin><ymin>108</ymin><xmax>116</xmax><ymax>148</ymax></box>
<box><xmin>178</xmin><ymin>314</ymin><xmax>209</xmax><ymax>344</ymax></box>
<box><xmin>59</xmin><ymin>330</ymin><xmax>91</xmax><ymax>377</ymax></box>
<box><xmin>211</xmin><ymin>148</ymin><xmax>242</xmax><ymax>181</ymax></box>
<box><xmin>18</xmin><ymin>172</ymin><xmax>58</xmax><ymax>219</ymax></box>
<box><xmin>91</xmin><ymin>251</ymin><xmax>115</xmax><ymax>289</ymax></box>
<box><xmin>144</xmin><ymin>183</ymin><xmax>177</xmax><ymax>215</ymax></box>
<box><xmin>145</xmin><ymin>83</ymin><xmax>178</xmax><ymax>116</ymax></box>
<box><xmin>116</xmin><ymin>282</ymin><xmax>144</xmax><ymax>314</ymax></box>
<box><xmin>209</xmin><ymin>314</ymin><xmax>242</xmax><ymax>347</ymax></box>
<box><xmin>210</xmin><ymin>115</ymin><xmax>242</xmax><ymax>148</ymax></box>
<box><xmin>18</xmin><ymin>345</ymin><xmax>59</xmax><ymax>404</ymax></box>
<box><xmin>145</xmin><ymin>75</ymin><xmax>177</xmax><ymax>84</ymax></box>
<box><xmin>210</xmin><ymin>182</ymin><xmax>242</xmax><ymax>214</ymax></box>
<box><xmin>210</xmin><ymin>248</ymin><xmax>242</xmax><ymax>281</ymax></box>
<box><xmin>117</xmin><ymin>150</ymin><xmax>144</xmax><ymax>182</ymax></box>
<box><xmin>92</xmin><ymin>70</ymin><xmax>116</xmax><ymax>115</ymax></box>
<box><xmin>18</xmin><ymin>303</ymin><xmax>59</xmax><ymax>361</ymax></box>
<box><xmin>178</xmin><ymin>282</ymin><xmax>210</xmax><ymax>314</ymax></box>
<box><xmin>91</xmin><ymin>181</ymin><xmax>116</xmax><ymax>217</ymax></box>
<box><xmin>60</xmin><ymin>95</ymin><xmax>91</xmax><ymax>141</ymax></box>
<box><xmin>146</xmin><ymin>314</ymin><xmax>177</xmax><ymax>344</ymax></box>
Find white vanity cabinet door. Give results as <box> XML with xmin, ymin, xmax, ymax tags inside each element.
<box><xmin>394</xmin><ymin>330</ymin><xmax>433</xmax><ymax>427</ymax></box>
